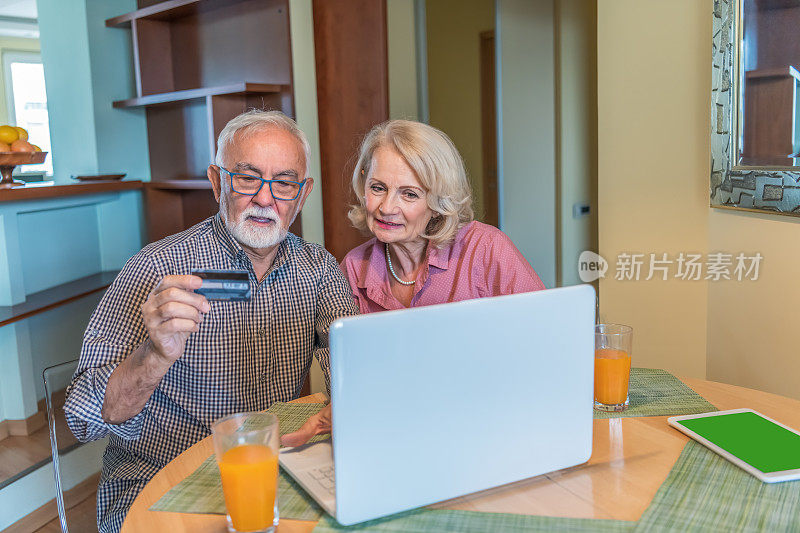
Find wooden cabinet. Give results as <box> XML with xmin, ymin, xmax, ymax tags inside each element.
<box><xmin>106</xmin><ymin>0</ymin><xmax>296</xmax><ymax>242</ymax></box>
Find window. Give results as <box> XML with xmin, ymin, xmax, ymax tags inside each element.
<box><xmin>3</xmin><ymin>51</ymin><xmax>52</xmax><ymax>175</ymax></box>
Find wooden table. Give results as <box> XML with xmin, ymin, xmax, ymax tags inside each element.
<box><xmin>121</xmin><ymin>381</ymin><xmax>800</xmax><ymax>532</ymax></box>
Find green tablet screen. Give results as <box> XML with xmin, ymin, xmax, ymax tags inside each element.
<box><xmin>679</xmin><ymin>412</ymin><xmax>800</xmax><ymax>473</ymax></box>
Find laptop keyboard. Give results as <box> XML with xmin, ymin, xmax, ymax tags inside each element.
<box><xmin>308</xmin><ymin>465</ymin><xmax>336</xmax><ymax>495</ymax></box>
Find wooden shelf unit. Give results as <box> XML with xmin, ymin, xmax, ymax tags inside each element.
<box><xmin>0</xmin><ymin>180</ymin><xmax>142</xmax><ymax>203</ymax></box>
<box><xmin>143</xmin><ymin>180</ymin><xmax>217</xmax><ymax>242</ymax></box>
<box><xmin>112</xmin><ymin>82</ymin><xmax>284</xmax><ymax>109</ymax></box>
<box><xmin>107</xmin><ymin>0</ymin><xmax>296</xmax><ymax>242</ymax></box>
<box><xmin>742</xmin><ymin>66</ymin><xmax>800</xmax><ymax>162</ymax></box>
<box><xmin>106</xmin><ymin>0</ymin><xmax>245</xmax><ymax>27</ymax></box>
<box><xmin>146</xmin><ymin>179</ymin><xmax>211</xmax><ymax>190</ymax></box>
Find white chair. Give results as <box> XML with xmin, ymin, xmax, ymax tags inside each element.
<box><xmin>42</xmin><ymin>358</ymin><xmax>80</xmax><ymax>533</ymax></box>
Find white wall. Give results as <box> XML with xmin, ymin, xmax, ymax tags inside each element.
<box><xmin>557</xmin><ymin>0</ymin><xmax>597</xmax><ymax>287</ymax></box>
<box><xmin>497</xmin><ymin>0</ymin><xmax>557</xmax><ymax>288</ymax></box>
<box><xmin>289</xmin><ymin>0</ymin><xmax>325</xmax><ymax>247</ymax></box>
<box><xmin>288</xmin><ymin>0</ymin><xmax>326</xmax><ymax>394</ymax></box>
<box><xmin>0</xmin><ymin>36</ymin><xmax>40</xmax><ymax>125</ymax></box>
<box><xmin>86</xmin><ymin>0</ymin><xmax>151</xmax><ymax>181</ymax></box>
<box><xmin>388</xmin><ymin>0</ymin><xmax>419</xmax><ymax>121</ymax></box>
<box><xmin>37</xmin><ymin>0</ymin><xmax>150</xmax><ymax>182</ymax></box>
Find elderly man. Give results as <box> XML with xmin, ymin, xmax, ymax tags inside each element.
<box><xmin>64</xmin><ymin>110</ymin><xmax>358</xmax><ymax>533</ymax></box>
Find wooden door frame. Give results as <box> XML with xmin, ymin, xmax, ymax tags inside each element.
<box><xmin>313</xmin><ymin>0</ymin><xmax>390</xmax><ymax>261</ymax></box>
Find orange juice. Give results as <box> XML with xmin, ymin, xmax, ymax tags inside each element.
<box><xmin>594</xmin><ymin>348</ymin><xmax>631</xmax><ymax>405</ymax></box>
<box><xmin>218</xmin><ymin>444</ymin><xmax>279</xmax><ymax>531</ymax></box>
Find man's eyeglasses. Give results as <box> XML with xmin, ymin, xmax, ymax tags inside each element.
<box><xmin>218</xmin><ymin>166</ymin><xmax>306</xmax><ymax>201</ymax></box>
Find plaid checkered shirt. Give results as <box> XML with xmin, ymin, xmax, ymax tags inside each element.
<box><xmin>64</xmin><ymin>214</ymin><xmax>359</xmax><ymax>533</ymax></box>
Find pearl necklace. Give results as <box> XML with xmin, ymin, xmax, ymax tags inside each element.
<box><xmin>385</xmin><ymin>243</ymin><xmax>415</xmax><ymax>285</ymax></box>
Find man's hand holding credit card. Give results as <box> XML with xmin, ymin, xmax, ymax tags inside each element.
<box><xmin>192</xmin><ymin>269</ymin><xmax>252</xmax><ymax>301</ymax></box>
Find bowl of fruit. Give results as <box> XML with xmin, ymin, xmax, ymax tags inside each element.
<box><xmin>0</xmin><ymin>125</ymin><xmax>47</xmax><ymax>188</ymax></box>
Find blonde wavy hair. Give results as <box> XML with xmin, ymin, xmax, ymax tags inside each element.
<box><xmin>348</xmin><ymin>120</ymin><xmax>474</xmax><ymax>248</ymax></box>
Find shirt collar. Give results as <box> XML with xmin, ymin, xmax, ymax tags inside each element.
<box><xmin>269</xmin><ymin>235</ymin><xmax>294</xmax><ymax>275</ymax></box>
<box><xmin>357</xmin><ymin>239</ymin><xmax>453</xmax><ymax>289</ymax></box>
<box><xmin>426</xmin><ymin>242</ymin><xmax>451</xmax><ymax>271</ymax></box>
<box><xmin>357</xmin><ymin>239</ymin><xmax>388</xmax><ymax>290</ymax></box>
<box><xmin>353</xmin><ymin>239</ymin><xmax>449</xmax><ymax>311</ymax></box>
<box><xmin>359</xmin><ymin>242</ymin><xmax>401</xmax><ymax>311</ymax></box>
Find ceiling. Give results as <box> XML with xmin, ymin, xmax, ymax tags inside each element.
<box><xmin>0</xmin><ymin>0</ymin><xmax>37</xmax><ymax>19</ymax></box>
<box><xmin>0</xmin><ymin>0</ymin><xmax>37</xmax><ymax>39</ymax></box>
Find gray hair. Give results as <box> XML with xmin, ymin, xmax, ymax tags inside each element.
<box><xmin>214</xmin><ymin>109</ymin><xmax>311</xmax><ymax>177</ymax></box>
<box><xmin>348</xmin><ymin>120</ymin><xmax>474</xmax><ymax>248</ymax></box>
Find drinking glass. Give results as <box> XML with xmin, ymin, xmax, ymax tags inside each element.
<box><xmin>212</xmin><ymin>412</ymin><xmax>280</xmax><ymax>533</ymax></box>
<box><xmin>594</xmin><ymin>324</ymin><xmax>633</xmax><ymax>412</ymax></box>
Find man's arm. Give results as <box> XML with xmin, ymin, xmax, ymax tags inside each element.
<box><xmin>100</xmin><ymin>276</ymin><xmax>209</xmax><ymax>424</ymax></box>
<box><xmin>282</xmin><ymin>250</ymin><xmax>358</xmax><ymax>446</ymax></box>
<box><xmin>65</xmin><ymin>252</ymin><xmax>158</xmax><ymax>442</ymax></box>
<box><xmin>64</xmin><ymin>253</ymin><xmax>208</xmax><ymax>441</ymax></box>
<box><xmin>312</xmin><ymin>251</ymin><xmax>361</xmax><ymax>393</ymax></box>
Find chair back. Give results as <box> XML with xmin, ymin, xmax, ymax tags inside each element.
<box><xmin>42</xmin><ymin>358</ymin><xmax>80</xmax><ymax>533</ymax></box>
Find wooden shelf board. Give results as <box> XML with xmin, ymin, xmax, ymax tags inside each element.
<box><xmin>0</xmin><ymin>271</ymin><xmax>120</xmax><ymax>328</ymax></box>
<box><xmin>106</xmin><ymin>0</ymin><xmax>245</xmax><ymax>27</ymax></box>
<box><xmin>745</xmin><ymin>66</ymin><xmax>800</xmax><ymax>81</ymax></box>
<box><xmin>146</xmin><ymin>179</ymin><xmax>213</xmax><ymax>190</ymax></box>
<box><xmin>113</xmin><ymin>82</ymin><xmax>285</xmax><ymax>109</ymax></box>
<box><xmin>0</xmin><ymin>180</ymin><xmax>142</xmax><ymax>203</ymax></box>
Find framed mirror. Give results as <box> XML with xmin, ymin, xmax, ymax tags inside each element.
<box><xmin>710</xmin><ymin>0</ymin><xmax>800</xmax><ymax>214</ymax></box>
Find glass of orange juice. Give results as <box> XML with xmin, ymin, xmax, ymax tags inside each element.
<box><xmin>212</xmin><ymin>412</ymin><xmax>280</xmax><ymax>533</ymax></box>
<box><xmin>594</xmin><ymin>324</ymin><xmax>633</xmax><ymax>412</ymax></box>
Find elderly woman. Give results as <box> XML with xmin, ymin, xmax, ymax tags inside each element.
<box><xmin>340</xmin><ymin>119</ymin><xmax>545</xmax><ymax>312</ymax></box>
<box><xmin>282</xmin><ymin>120</ymin><xmax>545</xmax><ymax>446</ymax></box>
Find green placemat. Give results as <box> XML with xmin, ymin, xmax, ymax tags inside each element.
<box><xmin>634</xmin><ymin>440</ymin><xmax>800</xmax><ymax>532</ymax></box>
<box><xmin>150</xmin><ymin>402</ymin><xmax>328</xmax><ymax>520</ymax></box>
<box><xmin>593</xmin><ymin>368</ymin><xmax>717</xmax><ymax>419</ymax></box>
<box><xmin>313</xmin><ymin>509</ymin><xmax>635</xmax><ymax>532</ymax></box>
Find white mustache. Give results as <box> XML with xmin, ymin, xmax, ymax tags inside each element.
<box><xmin>242</xmin><ymin>206</ymin><xmax>278</xmax><ymax>222</ymax></box>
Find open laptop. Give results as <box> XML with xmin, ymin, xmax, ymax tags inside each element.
<box><xmin>279</xmin><ymin>284</ymin><xmax>595</xmax><ymax>525</ymax></box>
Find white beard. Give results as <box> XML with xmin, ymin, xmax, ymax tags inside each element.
<box><xmin>220</xmin><ymin>194</ymin><xmax>288</xmax><ymax>249</ymax></box>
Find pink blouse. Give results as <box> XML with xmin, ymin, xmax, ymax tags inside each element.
<box><xmin>340</xmin><ymin>221</ymin><xmax>546</xmax><ymax>313</ymax></box>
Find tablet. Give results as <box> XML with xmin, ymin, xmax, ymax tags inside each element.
<box><xmin>668</xmin><ymin>409</ymin><xmax>800</xmax><ymax>483</ymax></box>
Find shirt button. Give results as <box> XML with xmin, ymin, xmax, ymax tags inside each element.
<box><xmin>259</xmin><ymin>373</ymin><xmax>267</xmax><ymax>383</ymax></box>
<box><xmin>257</xmin><ymin>328</ymin><xmax>266</xmax><ymax>337</ymax></box>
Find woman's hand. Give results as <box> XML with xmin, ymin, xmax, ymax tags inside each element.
<box><xmin>281</xmin><ymin>404</ymin><xmax>332</xmax><ymax>446</ymax></box>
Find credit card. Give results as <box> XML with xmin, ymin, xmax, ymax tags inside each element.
<box><xmin>191</xmin><ymin>269</ymin><xmax>251</xmax><ymax>301</ymax></box>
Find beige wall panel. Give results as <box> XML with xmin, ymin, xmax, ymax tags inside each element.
<box><xmin>426</xmin><ymin>0</ymin><xmax>494</xmax><ymax>221</ymax></box>
<box><xmin>707</xmin><ymin>210</ymin><xmax>800</xmax><ymax>400</ymax></box>
<box><xmin>388</xmin><ymin>0</ymin><xmax>419</xmax><ymax>121</ymax></box>
<box><xmin>597</xmin><ymin>0</ymin><xmax>711</xmax><ymax>378</ymax></box>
